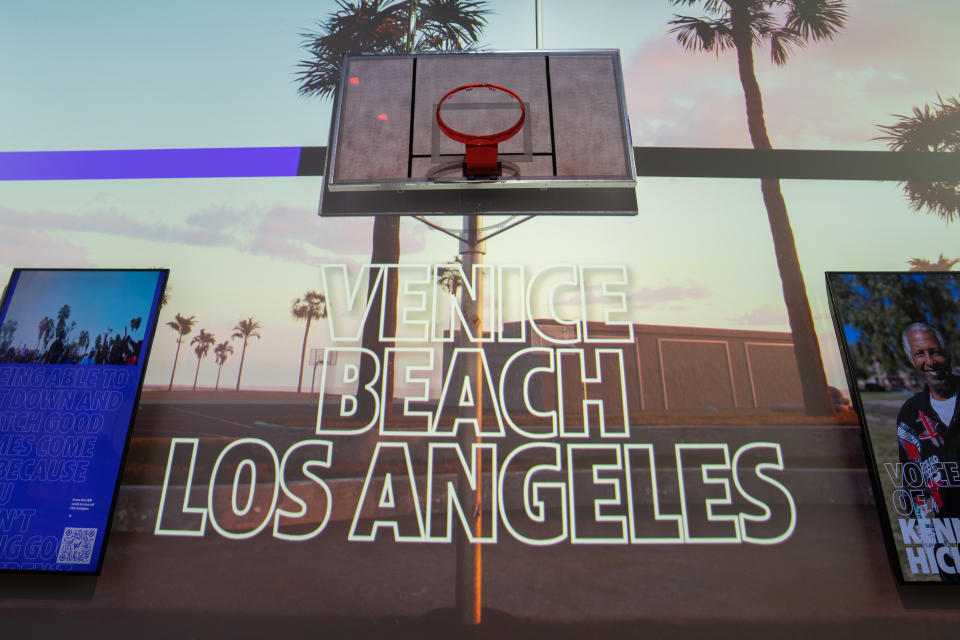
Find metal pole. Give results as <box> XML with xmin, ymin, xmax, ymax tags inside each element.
<box><xmin>408</xmin><ymin>0</ymin><xmax>419</xmax><ymax>52</ymax></box>
<box><xmin>455</xmin><ymin>213</ymin><xmax>484</xmax><ymax>625</ymax></box>
<box><xmin>535</xmin><ymin>0</ymin><xmax>543</xmax><ymax>49</ymax></box>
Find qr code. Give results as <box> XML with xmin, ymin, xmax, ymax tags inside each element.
<box><xmin>57</xmin><ymin>527</ymin><xmax>97</xmax><ymax>564</ymax></box>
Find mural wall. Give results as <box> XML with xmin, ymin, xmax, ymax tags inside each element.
<box><xmin>1</xmin><ymin>1</ymin><xmax>958</xmax><ymax>636</ymax></box>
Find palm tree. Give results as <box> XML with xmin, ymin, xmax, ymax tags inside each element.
<box><xmin>55</xmin><ymin>305</ymin><xmax>72</xmax><ymax>337</ymax></box>
<box><xmin>190</xmin><ymin>329</ymin><xmax>216</xmax><ymax>391</ymax></box>
<box><xmin>435</xmin><ymin>257</ymin><xmax>465</xmax><ymax>338</ymax></box>
<box><xmin>130</xmin><ymin>316</ymin><xmax>142</xmax><ymax>339</ymax></box>
<box><xmin>877</xmin><ymin>94</ymin><xmax>960</xmax><ymax>221</ymax></box>
<box><xmin>436</xmin><ymin>257</ymin><xmax>464</xmax><ymax>297</ymax></box>
<box><xmin>231</xmin><ymin>317</ymin><xmax>262</xmax><ymax>391</ymax></box>
<box><xmin>37</xmin><ymin>316</ymin><xmax>53</xmax><ymax>353</ymax></box>
<box><xmin>908</xmin><ymin>254</ymin><xmax>960</xmax><ymax>272</ymax></box>
<box><xmin>160</xmin><ymin>285</ymin><xmax>171</xmax><ymax>310</ymax></box>
<box><xmin>77</xmin><ymin>330</ymin><xmax>90</xmax><ymax>360</ymax></box>
<box><xmin>668</xmin><ymin>0</ymin><xmax>845</xmax><ymax>416</ymax></box>
<box><xmin>213</xmin><ymin>340</ymin><xmax>234</xmax><ymax>391</ymax></box>
<box><xmin>0</xmin><ymin>319</ymin><xmax>17</xmax><ymax>352</ymax></box>
<box><xmin>297</xmin><ymin>1</ymin><xmax>489</xmax><ymax>98</ymax></box>
<box><xmin>166</xmin><ymin>313</ymin><xmax>196</xmax><ymax>390</ymax></box>
<box><xmin>297</xmin><ymin>0</ymin><xmax>489</xmax><ymax>413</ymax></box>
<box><xmin>292</xmin><ymin>291</ymin><xmax>328</xmax><ymax>393</ymax></box>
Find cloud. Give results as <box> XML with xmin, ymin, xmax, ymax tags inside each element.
<box><xmin>628</xmin><ymin>284</ymin><xmax>711</xmax><ymax>309</ymax></box>
<box><xmin>243</xmin><ymin>206</ymin><xmax>425</xmax><ymax>262</ymax></box>
<box><xmin>0</xmin><ymin>227</ymin><xmax>92</xmax><ymax>267</ymax></box>
<box><xmin>730</xmin><ymin>305</ymin><xmax>789</xmax><ymax>328</ymax></box>
<box><xmin>624</xmin><ymin>37</ymin><xmax>747</xmax><ymax>147</ymax></box>
<box><xmin>554</xmin><ymin>279</ymin><xmax>711</xmax><ymax>311</ymax></box>
<box><xmin>625</xmin><ymin>1</ymin><xmax>960</xmax><ymax>150</ymax></box>
<box><xmin>0</xmin><ymin>206</ymin><xmax>234</xmax><ymax>247</ymax></box>
<box><xmin>0</xmin><ymin>202</ymin><xmax>417</xmax><ymax>266</ymax></box>
<box><xmin>247</xmin><ymin>206</ymin><xmax>379</xmax><ymax>261</ymax></box>
<box><xmin>399</xmin><ymin>218</ymin><xmax>428</xmax><ymax>255</ymax></box>
<box><xmin>186</xmin><ymin>206</ymin><xmax>251</xmax><ymax>231</ymax></box>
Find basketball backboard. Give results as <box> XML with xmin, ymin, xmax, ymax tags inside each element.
<box><xmin>319</xmin><ymin>50</ymin><xmax>638</xmax><ymax>216</ymax></box>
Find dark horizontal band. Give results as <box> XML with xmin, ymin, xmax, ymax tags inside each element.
<box><xmin>0</xmin><ymin>146</ymin><xmax>956</xmax><ymax>181</ymax></box>
<box><xmin>633</xmin><ymin>147</ymin><xmax>960</xmax><ymax>181</ymax></box>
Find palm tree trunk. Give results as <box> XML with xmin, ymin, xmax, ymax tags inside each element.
<box><xmin>357</xmin><ymin>216</ymin><xmax>400</xmax><ymax>420</ymax></box>
<box><xmin>216</xmin><ymin>364</ymin><xmax>222</xmax><ymax>391</ymax></box>
<box><xmin>169</xmin><ymin>338</ymin><xmax>183</xmax><ymax>391</ymax></box>
<box><xmin>731</xmin><ymin>7</ymin><xmax>833</xmax><ymax>416</ymax></box>
<box><xmin>193</xmin><ymin>357</ymin><xmax>201</xmax><ymax>391</ymax></box>
<box><xmin>297</xmin><ymin>317</ymin><xmax>312</xmax><ymax>393</ymax></box>
<box><xmin>236</xmin><ymin>339</ymin><xmax>248</xmax><ymax>391</ymax></box>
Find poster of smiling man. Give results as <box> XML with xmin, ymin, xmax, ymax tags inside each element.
<box><xmin>828</xmin><ymin>272</ymin><xmax>960</xmax><ymax>583</ymax></box>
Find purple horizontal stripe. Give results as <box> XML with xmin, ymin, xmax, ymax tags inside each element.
<box><xmin>0</xmin><ymin>147</ymin><xmax>303</xmax><ymax>180</ymax></box>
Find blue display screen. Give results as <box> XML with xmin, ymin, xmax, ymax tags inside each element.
<box><xmin>0</xmin><ymin>269</ymin><xmax>167</xmax><ymax>573</ymax></box>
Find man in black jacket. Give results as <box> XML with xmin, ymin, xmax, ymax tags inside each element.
<box><xmin>897</xmin><ymin>322</ymin><xmax>960</xmax><ymax>579</ymax></box>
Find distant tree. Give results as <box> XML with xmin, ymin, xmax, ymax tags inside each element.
<box><xmin>829</xmin><ymin>273</ymin><xmax>960</xmax><ymax>379</ymax></box>
<box><xmin>160</xmin><ymin>285</ymin><xmax>171</xmax><ymax>310</ymax></box>
<box><xmin>877</xmin><ymin>94</ymin><xmax>960</xmax><ymax>221</ymax></box>
<box><xmin>166</xmin><ymin>314</ymin><xmax>196</xmax><ymax>390</ymax></box>
<box><xmin>231</xmin><ymin>317</ymin><xmax>262</xmax><ymax>391</ymax></box>
<box><xmin>436</xmin><ymin>257</ymin><xmax>464</xmax><ymax>297</ymax></box>
<box><xmin>190</xmin><ymin>329</ymin><xmax>216</xmax><ymax>391</ymax></box>
<box><xmin>213</xmin><ymin>340</ymin><xmax>234</xmax><ymax>391</ymax></box>
<box><xmin>668</xmin><ymin>0</ymin><xmax>846</xmax><ymax>416</ymax></box>
<box><xmin>37</xmin><ymin>316</ymin><xmax>53</xmax><ymax>353</ymax></box>
<box><xmin>130</xmin><ymin>316</ymin><xmax>142</xmax><ymax>339</ymax></box>
<box><xmin>435</xmin><ymin>257</ymin><xmax>466</xmax><ymax>339</ymax></box>
<box><xmin>45</xmin><ymin>305</ymin><xmax>76</xmax><ymax>363</ymax></box>
<box><xmin>908</xmin><ymin>254</ymin><xmax>960</xmax><ymax>272</ymax></box>
<box><xmin>292</xmin><ymin>291</ymin><xmax>327</xmax><ymax>393</ymax></box>
<box><xmin>0</xmin><ymin>320</ymin><xmax>17</xmax><ymax>350</ymax></box>
<box><xmin>77</xmin><ymin>330</ymin><xmax>90</xmax><ymax>359</ymax></box>
<box><xmin>55</xmin><ymin>305</ymin><xmax>75</xmax><ymax>337</ymax></box>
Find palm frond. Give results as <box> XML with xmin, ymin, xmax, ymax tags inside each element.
<box><xmin>214</xmin><ymin>340</ymin><xmax>234</xmax><ymax>365</ymax></box>
<box><xmin>232</xmin><ymin>317</ymin><xmax>262</xmax><ymax>340</ymax></box>
<box><xmin>167</xmin><ymin>313</ymin><xmax>196</xmax><ymax>336</ymax></box>
<box><xmin>191</xmin><ymin>329</ymin><xmax>216</xmax><ymax>358</ymax></box>
<box><xmin>908</xmin><ymin>255</ymin><xmax>960</xmax><ymax>272</ymax></box>
<box><xmin>769</xmin><ymin>27</ymin><xmax>804</xmax><ymax>65</ymax></box>
<box><xmin>877</xmin><ymin>95</ymin><xmax>960</xmax><ymax>153</ymax></box>
<box><xmin>876</xmin><ymin>95</ymin><xmax>960</xmax><ymax>221</ymax></box>
<box><xmin>785</xmin><ymin>0</ymin><xmax>847</xmax><ymax>41</ymax></box>
<box><xmin>670</xmin><ymin>0</ymin><xmax>726</xmax><ymax>17</ymax></box>
<box><xmin>747</xmin><ymin>8</ymin><xmax>778</xmax><ymax>41</ymax></box>
<box><xmin>292</xmin><ymin>291</ymin><xmax>328</xmax><ymax>321</ymax></box>
<box><xmin>668</xmin><ymin>15</ymin><xmax>734</xmax><ymax>53</ymax></box>
<box><xmin>296</xmin><ymin>0</ymin><xmax>488</xmax><ymax>98</ymax></box>
<box><xmin>416</xmin><ymin>0</ymin><xmax>488</xmax><ymax>49</ymax></box>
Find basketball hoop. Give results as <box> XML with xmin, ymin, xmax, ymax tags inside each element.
<box><xmin>436</xmin><ymin>83</ymin><xmax>526</xmax><ymax>179</ymax></box>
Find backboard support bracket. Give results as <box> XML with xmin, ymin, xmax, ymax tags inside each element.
<box><xmin>412</xmin><ymin>214</ymin><xmax>534</xmax><ymax>244</ymax></box>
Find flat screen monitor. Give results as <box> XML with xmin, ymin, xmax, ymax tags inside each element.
<box><xmin>0</xmin><ymin>268</ymin><xmax>168</xmax><ymax>574</ymax></box>
<box><xmin>827</xmin><ymin>271</ymin><xmax>960</xmax><ymax>585</ymax></box>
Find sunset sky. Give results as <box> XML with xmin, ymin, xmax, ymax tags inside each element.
<box><xmin>1</xmin><ymin>0</ymin><xmax>957</xmax><ymax>392</ymax></box>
